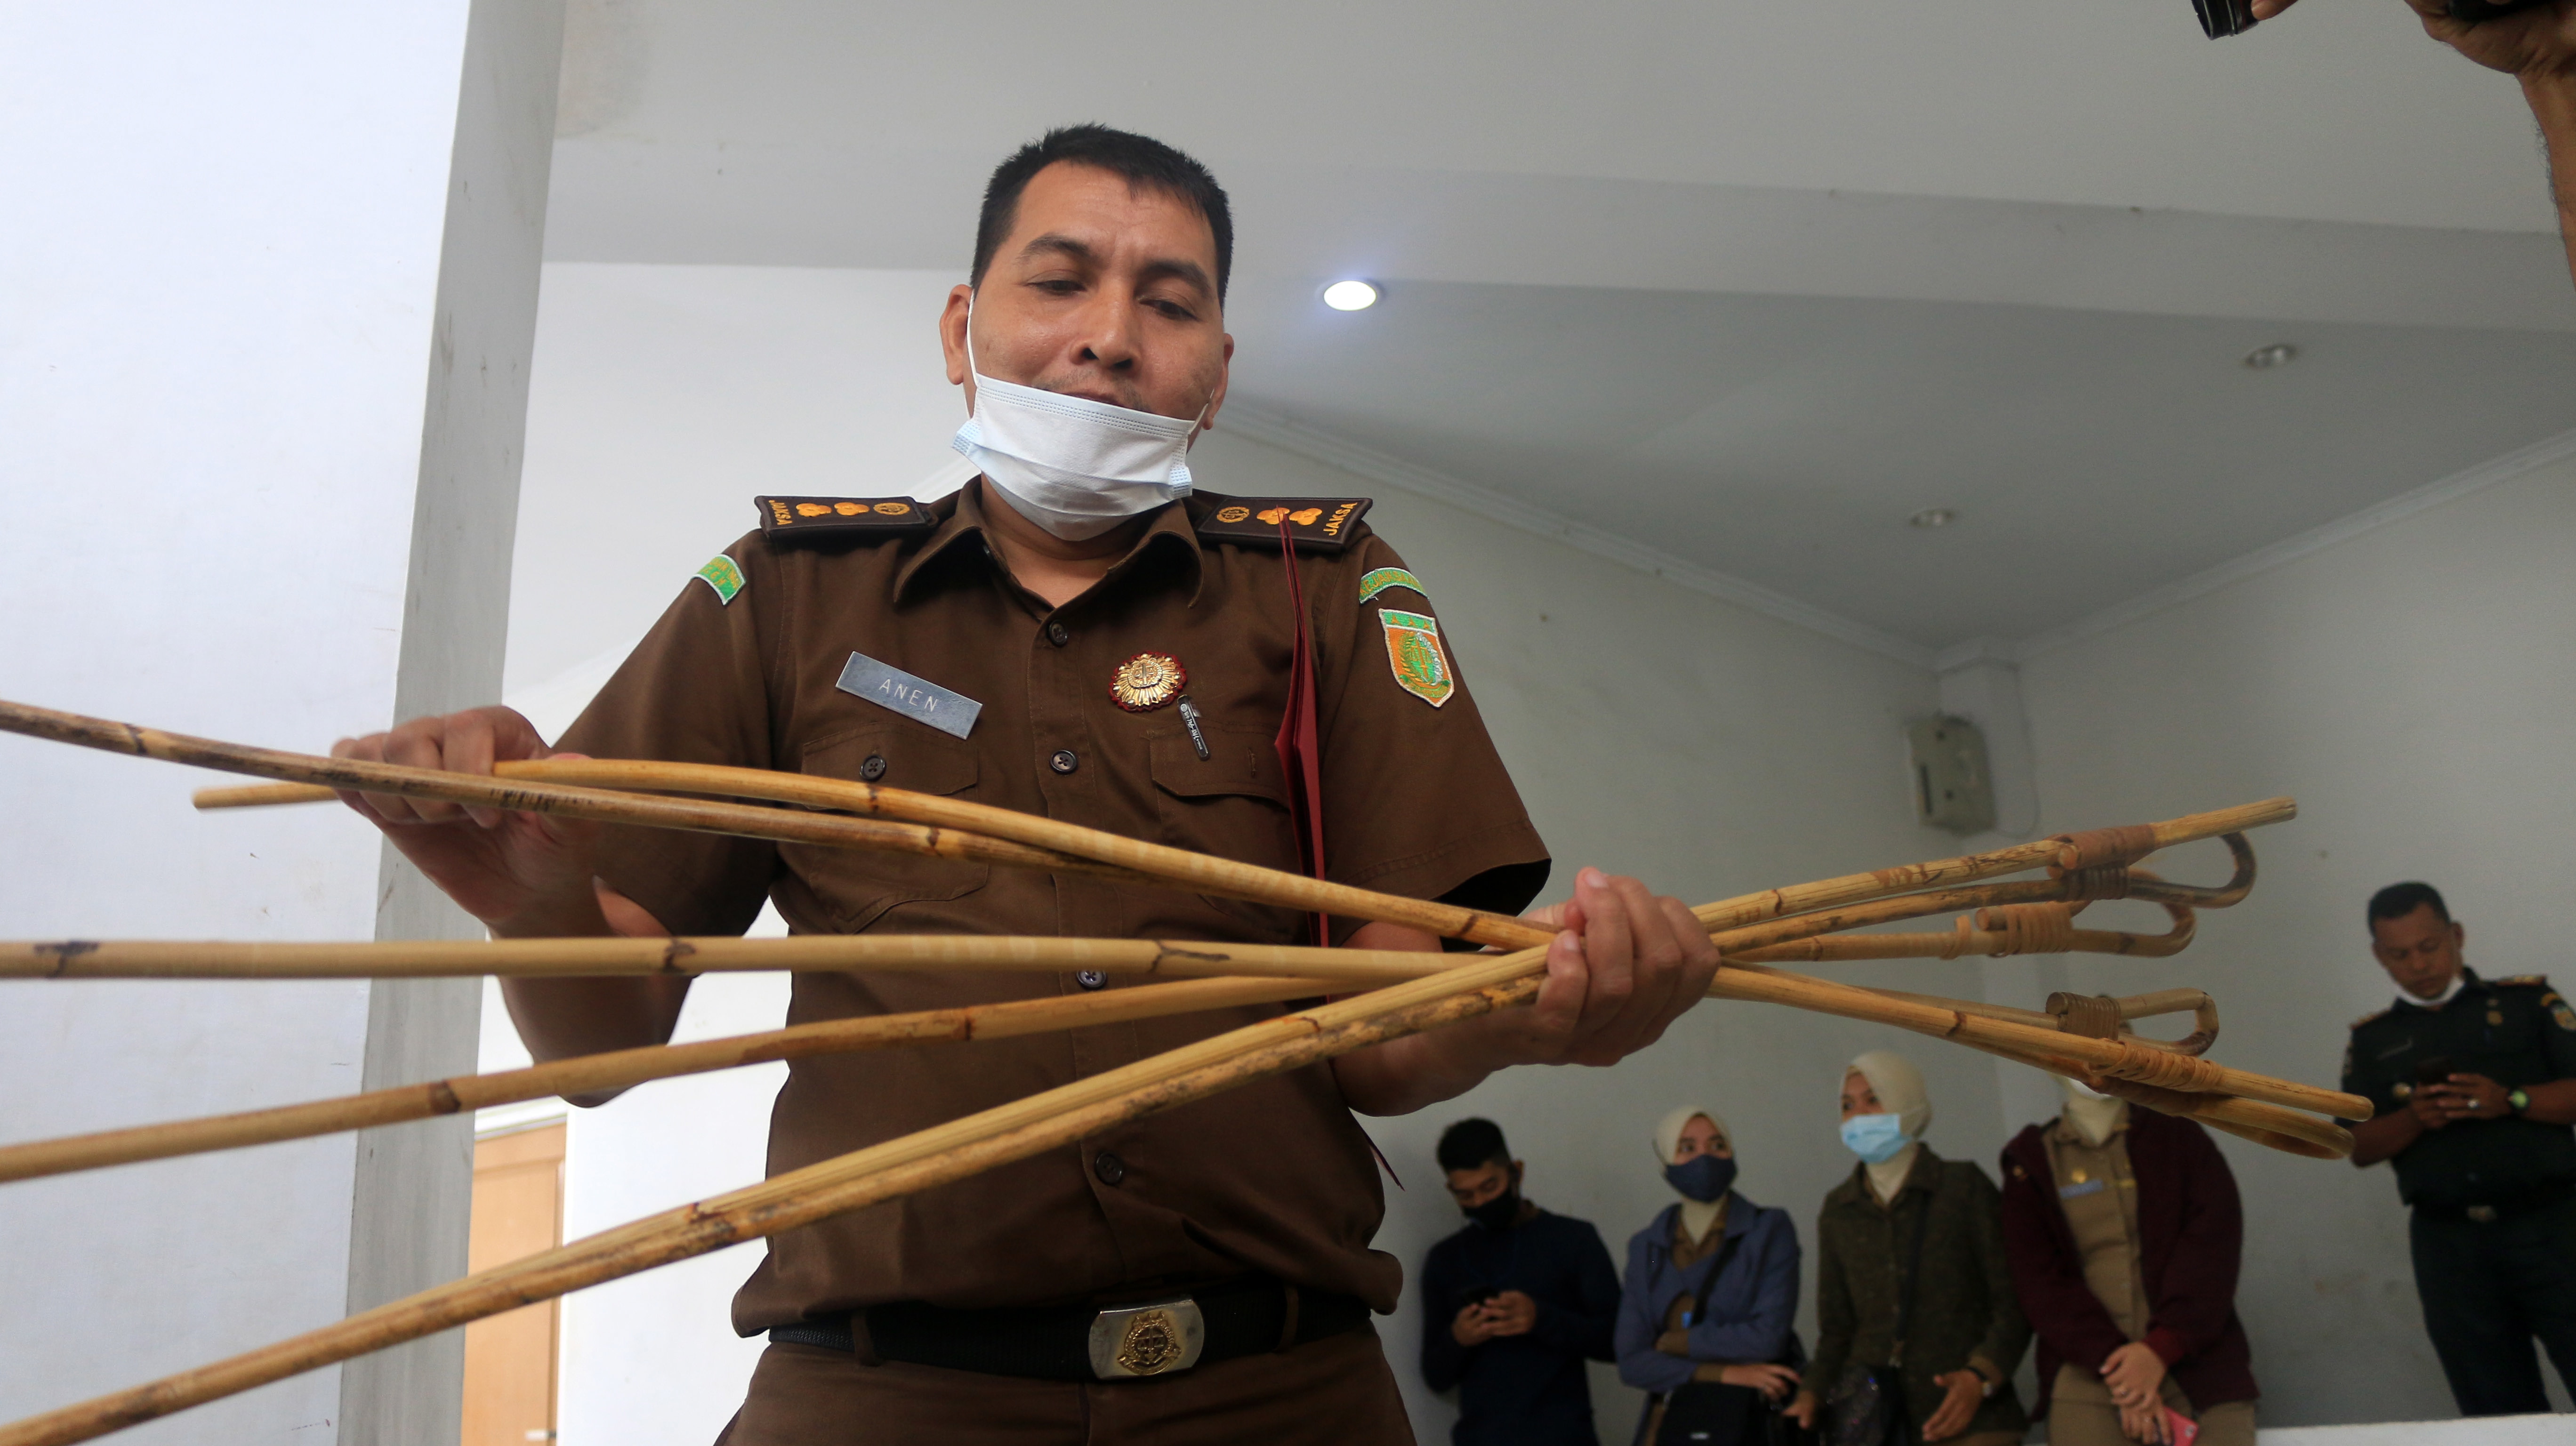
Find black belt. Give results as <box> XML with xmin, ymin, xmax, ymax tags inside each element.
<box><xmin>2414</xmin><ymin>1178</ymin><xmax>2576</xmax><ymax>1223</ymax></box>
<box><xmin>769</xmin><ymin>1277</ymin><xmax>1370</xmax><ymax>1382</ymax></box>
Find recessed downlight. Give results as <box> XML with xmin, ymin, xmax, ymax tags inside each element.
<box><xmin>1910</xmin><ymin>508</ymin><xmax>1958</xmax><ymax>530</ymax></box>
<box><xmin>1321</xmin><ymin>279</ymin><xmax>1380</xmax><ymax>311</ymax></box>
<box><xmin>2242</xmin><ymin>342</ymin><xmax>2297</xmax><ymax>369</ymax></box>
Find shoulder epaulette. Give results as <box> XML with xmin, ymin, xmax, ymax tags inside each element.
<box><xmin>2494</xmin><ymin>974</ymin><xmax>2551</xmax><ymax>989</ymax></box>
<box><xmin>754</xmin><ymin>495</ymin><xmax>937</xmax><ymax>542</ymax></box>
<box><xmin>2351</xmin><ymin>1007</ymin><xmax>2391</xmax><ymax>1030</ymax></box>
<box><xmin>1198</xmin><ymin>495</ymin><xmax>1371</xmax><ymax>553</ymax></box>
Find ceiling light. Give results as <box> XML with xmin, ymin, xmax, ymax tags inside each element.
<box><xmin>1321</xmin><ymin>279</ymin><xmax>1379</xmax><ymax>312</ymax></box>
<box><xmin>2242</xmin><ymin>343</ymin><xmax>2297</xmax><ymax>370</ymax></box>
<box><xmin>1910</xmin><ymin>508</ymin><xmax>1957</xmax><ymax>530</ymax></box>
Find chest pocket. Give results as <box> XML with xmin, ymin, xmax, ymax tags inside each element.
<box><xmin>788</xmin><ymin>725</ymin><xmax>988</xmax><ymax>931</ymax></box>
<box><xmin>1149</xmin><ymin>724</ymin><xmax>1303</xmax><ymax>937</ymax></box>
<box><xmin>2480</xmin><ymin>996</ymin><xmax>2546</xmax><ymax>1080</ymax></box>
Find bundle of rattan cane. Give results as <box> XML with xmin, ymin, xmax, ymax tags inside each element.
<box><xmin>0</xmin><ymin>697</ymin><xmax>2367</xmax><ymax>1446</ymax></box>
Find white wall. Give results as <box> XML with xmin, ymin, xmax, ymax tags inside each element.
<box><xmin>2015</xmin><ymin>450</ymin><xmax>2576</xmax><ymax>1427</ymax></box>
<box><xmin>503</xmin><ymin>262</ymin><xmax>2017</xmax><ymax>1446</ymax></box>
<box><xmin>0</xmin><ymin>6</ymin><xmax>556</xmax><ymax>1443</ymax></box>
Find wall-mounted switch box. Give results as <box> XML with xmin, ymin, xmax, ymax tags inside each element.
<box><xmin>1908</xmin><ymin>715</ymin><xmax>1996</xmax><ymax>835</ymax></box>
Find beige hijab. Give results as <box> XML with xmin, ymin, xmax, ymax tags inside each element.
<box><xmin>1848</xmin><ymin>1051</ymin><xmax>1931</xmax><ymax>1204</ymax></box>
<box><xmin>1654</xmin><ymin>1106</ymin><xmax>1734</xmax><ymax>1243</ymax></box>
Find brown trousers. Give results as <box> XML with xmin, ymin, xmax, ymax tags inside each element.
<box><xmin>714</xmin><ymin>1324</ymin><xmax>1415</xmax><ymax>1445</ymax></box>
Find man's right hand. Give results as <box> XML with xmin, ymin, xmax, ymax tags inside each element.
<box><xmin>1450</xmin><ymin>1301</ymin><xmax>1499</xmax><ymax>1347</ymax></box>
<box><xmin>332</xmin><ymin>707</ymin><xmax>607</xmax><ymax>938</ymax></box>
<box><xmin>2255</xmin><ymin>0</ymin><xmax>2576</xmax><ymax>77</ymax></box>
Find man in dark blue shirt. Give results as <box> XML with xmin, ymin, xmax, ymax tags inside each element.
<box><xmin>1420</xmin><ymin>1118</ymin><xmax>1622</xmax><ymax>1446</ymax></box>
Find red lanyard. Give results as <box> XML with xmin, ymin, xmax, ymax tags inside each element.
<box><xmin>1271</xmin><ymin>518</ymin><xmax>1328</xmax><ymax>946</ymax></box>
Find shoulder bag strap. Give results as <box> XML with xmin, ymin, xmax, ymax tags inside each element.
<box><xmin>1686</xmin><ymin>1228</ymin><xmax>1743</xmax><ymax>1324</ymax></box>
<box><xmin>1887</xmin><ymin>1188</ymin><xmax>1932</xmax><ymax>1366</ymax></box>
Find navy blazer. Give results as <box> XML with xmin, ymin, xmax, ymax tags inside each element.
<box><xmin>1615</xmin><ymin>1195</ymin><xmax>1800</xmax><ymax>1397</ymax></box>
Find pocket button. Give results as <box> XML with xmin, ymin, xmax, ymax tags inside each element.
<box><xmin>858</xmin><ymin>754</ymin><xmax>887</xmax><ymax>782</ymax></box>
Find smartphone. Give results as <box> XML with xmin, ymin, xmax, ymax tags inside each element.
<box><xmin>2164</xmin><ymin>1408</ymin><xmax>2201</xmax><ymax>1446</ymax></box>
<box><xmin>2199</xmin><ymin>0</ymin><xmax>2540</xmax><ymax>39</ymax></box>
<box><xmin>1464</xmin><ymin>1287</ymin><xmax>1500</xmax><ymax>1308</ymax></box>
<box><xmin>2416</xmin><ymin>1056</ymin><xmax>2456</xmax><ymax>1088</ymax></box>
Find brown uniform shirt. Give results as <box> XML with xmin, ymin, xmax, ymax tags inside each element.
<box><xmin>2043</xmin><ymin>1112</ymin><xmax>2145</xmax><ymax>1406</ymax></box>
<box><xmin>558</xmin><ymin>480</ymin><xmax>1550</xmax><ymax>1335</ymax></box>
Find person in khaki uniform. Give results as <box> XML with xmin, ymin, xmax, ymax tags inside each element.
<box><xmin>2000</xmin><ymin>1079</ymin><xmax>2258</xmax><ymax>1446</ymax></box>
<box><xmin>329</xmin><ymin>123</ymin><xmax>1722</xmax><ymax>1444</ymax></box>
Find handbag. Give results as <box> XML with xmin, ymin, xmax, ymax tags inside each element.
<box><xmin>1652</xmin><ymin>1231</ymin><xmax>1813</xmax><ymax>1446</ymax></box>
<box><xmin>1819</xmin><ymin>1194</ymin><xmax>1932</xmax><ymax>1446</ymax></box>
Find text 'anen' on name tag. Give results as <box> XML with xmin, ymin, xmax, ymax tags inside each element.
<box><xmin>835</xmin><ymin>652</ymin><xmax>982</xmax><ymax>740</ymax></box>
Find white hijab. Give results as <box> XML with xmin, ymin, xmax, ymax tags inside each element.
<box><xmin>2058</xmin><ymin>1073</ymin><xmax>2129</xmax><ymax>1147</ymax></box>
<box><xmin>1849</xmin><ymin>1051</ymin><xmax>1931</xmax><ymax>1204</ymax></box>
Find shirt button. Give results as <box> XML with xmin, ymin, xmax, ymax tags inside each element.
<box><xmin>1076</xmin><ymin>970</ymin><xmax>1109</xmax><ymax>991</ymax></box>
<box><xmin>1050</xmin><ymin>749</ymin><xmax>1079</xmax><ymax>774</ymax></box>
<box><xmin>857</xmin><ymin>753</ymin><xmax>887</xmax><ymax>782</ymax></box>
<box><xmin>1094</xmin><ymin>1151</ymin><xmax>1127</xmax><ymax>1186</ymax></box>
<box><xmin>1046</xmin><ymin>622</ymin><xmax>1072</xmax><ymax>648</ymax></box>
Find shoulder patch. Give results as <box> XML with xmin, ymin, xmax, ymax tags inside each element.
<box><xmin>1198</xmin><ymin>495</ymin><xmax>1371</xmax><ymax>553</ymax></box>
<box><xmin>754</xmin><ymin>495</ymin><xmax>936</xmax><ymax>543</ymax></box>
<box><xmin>693</xmin><ymin>554</ymin><xmax>745</xmax><ymax>604</ymax></box>
<box><xmin>2495</xmin><ymin>974</ymin><xmax>2551</xmax><ymax>989</ymax></box>
<box><xmin>1358</xmin><ymin>566</ymin><xmax>1427</xmax><ymax>605</ymax></box>
<box><xmin>2351</xmin><ymin>1007</ymin><xmax>2391</xmax><ymax>1031</ymax></box>
<box><xmin>1379</xmin><ymin>608</ymin><xmax>1455</xmax><ymax>707</ymax></box>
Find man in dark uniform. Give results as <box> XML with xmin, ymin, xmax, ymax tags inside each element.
<box><xmin>2343</xmin><ymin>881</ymin><xmax>2576</xmax><ymax>1417</ymax></box>
<box><xmin>330</xmin><ymin>125</ymin><xmax>1722</xmax><ymax>1444</ymax></box>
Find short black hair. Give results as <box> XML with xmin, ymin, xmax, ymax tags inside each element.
<box><xmin>1437</xmin><ymin>1118</ymin><xmax>1511</xmax><ymax>1174</ymax></box>
<box><xmin>2369</xmin><ymin>882</ymin><xmax>2451</xmax><ymax>931</ymax></box>
<box><xmin>970</xmin><ymin>124</ymin><xmax>1233</xmax><ymax>302</ymax></box>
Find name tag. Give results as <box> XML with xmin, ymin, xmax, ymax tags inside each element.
<box><xmin>836</xmin><ymin>652</ymin><xmax>982</xmax><ymax>740</ymax></box>
<box><xmin>2059</xmin><ymin>1178</ymin><xmax>2107</xmax><ymax>1199</ymax></box>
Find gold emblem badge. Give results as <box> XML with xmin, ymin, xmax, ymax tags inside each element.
<box><xmin>1111</xmin><ymin>653</ymin><xmax>1186</xmax><ymax>712</ymax></box>
<box><xmin>1115</xmin><ymin>1309</ymin><xmax>1186</xmax><ymax>1375</ymax></box>
<box><xmin>1378</xmin><ymin>609</ymin><xmax>1455</xmax><ymax>708</ymax></box>
<box><xmin>1214</xmin><ymin>505</ymin><xmax>1252</xmax><ymax>523</ymax></box>
<box><xmin>833</xmin><ymin>501</ymin><xmax>867</xmax><ymax>515</ymax></box>
<box><xmin>796</xmin><ymin>502</ymin><xmax>832</xmax><ymax>517</ymax></box>
<box><xmin>874</xmin><ymin>501</ymin><xmax>912</xmax><ymax>515</ymax></box>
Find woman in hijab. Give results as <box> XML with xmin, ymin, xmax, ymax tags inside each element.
<box><xmin>2000</xmin><ymin>1076</ymin><xmax>2258</xmax><ymax>1445</ymax></box>
<box><xmin>1789</xmin><ymin>1052</ymin><xmax>2029</xmax><ymax>1445</ymax></box>
<box><xmin>1615</xmin><ymin>1107</ymin><xmax>1801</xmax><ymax>1445</ymax></box>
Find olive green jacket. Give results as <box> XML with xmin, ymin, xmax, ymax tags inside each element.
<box><xmin>1808</xmin><ymin>1146</ymin><xmax>2030</xmax><ymax>1438</ymax></box>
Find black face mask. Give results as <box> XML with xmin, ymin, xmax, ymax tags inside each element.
<box><xmin>1462</xmin><ymin>1165</ymin><xmax>1524</xmax><ymax>1229</ymax></box>
<box><xmin>1465</xmin><ymin>1188</ymin><xmax>1522</xmax><ymax>1230</ymax></box>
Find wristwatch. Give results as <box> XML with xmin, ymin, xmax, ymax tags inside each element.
<box><xmin>2508</xmin><ymin>1087</ymin><xmax>2531</xmax><ymax>1116</ymax></box>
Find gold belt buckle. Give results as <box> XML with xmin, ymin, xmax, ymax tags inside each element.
<box><xmin>2466</xmin><ymin>1205</ymin><xmax>2500</xmax><ymax>1224</ymax></box>
<box><xmin>1087</xmin><ymin>1297</ymin><xmax>1207</xmax><ymax>1380</ymax></box>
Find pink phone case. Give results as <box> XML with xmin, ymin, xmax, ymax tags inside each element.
<box><xmin>2163</xmin><ymin>1407</ymin><xmax>2201</xmax><ymax>1446</ymax></box>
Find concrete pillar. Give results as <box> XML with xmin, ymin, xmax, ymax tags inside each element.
<box><xmin>1933</xmin><ymin>642</ymin><xmax>2070</xmax><ymax>1133</ymax></box>
<box><xmin>0</xmin><ymin>4</ymin><xmax>561</xmax><ymax>1443</ymax></box>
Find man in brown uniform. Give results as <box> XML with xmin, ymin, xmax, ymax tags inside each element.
<box><xmin>332</xmin><ymin>126</ymin><xmax>1722</xmax><ymax>1443</ymax></box>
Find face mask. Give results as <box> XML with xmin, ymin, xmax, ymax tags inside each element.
<box><xmin>1840</xmin><ymin>1113</ymin><xmax>1912</xmax><ymax>1165</ymax></box>
<box><xmin>1461</xmin><ymin>1164</ymin><xmax>1524</xmax><ymax>1230</ymax></box>
<box><xmin>1663</xmin><ymin>1154</ymin><xmax>1737</xmax><ymax>1203</ymax></box>
<box><xmin>951</xmin><ymin>295</ymin><xmax>1204</xmax><ymax>540</ymax></box>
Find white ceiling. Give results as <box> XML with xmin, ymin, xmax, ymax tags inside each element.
<box><xmin>542</xmin><ymin>0</ymin><xmax>2576</xmax><ymax>652</ymax></box>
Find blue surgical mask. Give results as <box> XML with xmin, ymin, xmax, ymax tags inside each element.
<box><xmin>1663</xmin><ymin>1154</ymin><xmax>1737</xmax><ymax>1203</ymax></box>
<box><xmin>1840</xmin><ymin>1113</ymin><xmax>1912</xmax><ymax>1165</ymax></box>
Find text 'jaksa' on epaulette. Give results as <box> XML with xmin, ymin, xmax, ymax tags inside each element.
<box><xmin>1197</xmin><ymin>495</ymin><xmax>1371</xmax><ymax>552</ymax></box>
